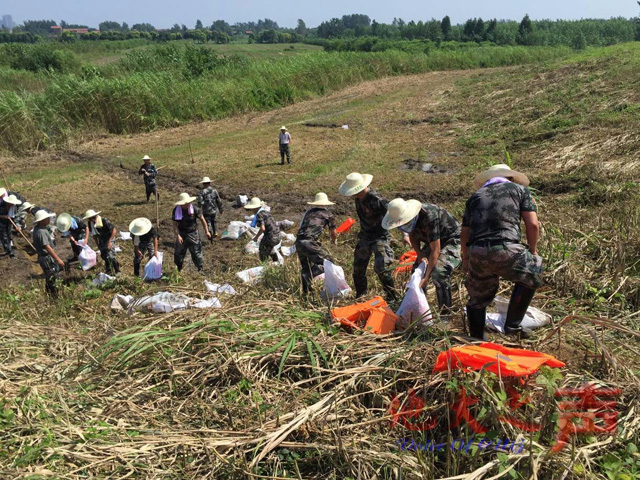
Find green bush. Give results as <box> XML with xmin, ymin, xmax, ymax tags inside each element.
<box><xmin>0</xmin><ymin>44</ymin><xmax>80</xmax><ymax>73</ymax></box>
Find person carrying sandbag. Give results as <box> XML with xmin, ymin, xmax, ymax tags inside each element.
<box><xmin>245</xmin><ymin>197</ymin><xmax>281</xmax><ymax>263</ymax></box>
<box><xmin>382</xmin><ymin>198</ymin><xmax>461</xmax><ymax>321</ymax></box>
<box><xmin>33</xmin><ymin>210</ymin><xmax>65</xmax><ymax>297</ymax></box>
<box><xmin>129</xmin><ymin>217</ymin><xmax>158</xmax><ymax>277</ymax></box>
<box><xmin>173</xmin><ymin>192</ymin><xmax>211</xmax><ymax>274</ymax></box>
<box><xmin>295</xmin><ymin>193</ymin><xmax>338</xmax><ymax>294</ymax></box>
<box><xmin>83</xmin><ymin>209</ymin><xmax>120</xmax><ymax>275</ymax></box>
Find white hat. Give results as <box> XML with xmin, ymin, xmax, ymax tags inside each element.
<box><xmin>3</xmin><ymin>194</ymin><xmax>22</xmax><ymax>205</ymax></box>
<box><xmin>34</xmin><ymin>210</ymin><xmax>55</xmax><ymax>224</ymax></box>
<box><xmin>20</xmin><ymin>202</ymin><xmax>34</xmax><ymax>211</ymax></box>
<box><xmin>244</xmin><ymin>197</ymin><xmax>264</xmax><ymax>210</ymax></box>
<box><xmin>0</xmin><ymin>188</ymin><xmax>6</xmax><ymax>198</ymax></box>
<box><xmin>382</xmin><ymin>198</ymin><xmax>422</xmax><ymax>230</ymax></box>
<box><xmin>308</xmin><ymin>192</ymin><xmax>335</xmax><ymax>206</ymax></box>
<box><xmin>143</xmin><ymin>155</ymin><xmax>151</xmax><ymax>161</ymax></box>
<box><xmin>129</xmin><ymin>217</ymin><xmax>153</xmax><ymax>236</ymax></box>
<box><xmin>473</xmin><ymin>164</ymin><xmax>530</xmax><ymax>190</ymax></box>
<box><xmin>280</xmin><ymin>126</ymin><xmax>287</xmax><ymax>130</ymax></box>
<box><xmin>56</xmin><ymin>213</ymin><xmax>73</xmax><ymax>233</ymax></box>
<box><xmin>175</xmin><ymin>192</ymin><xmax>197</xmax><ymax>206</ymax></box>
<box><xmin>199</xmin><ymin>177</ymin><xmax>212</xmax><ymax>184</ymax></box>
<box><xmin>83</xmin><ymin>209</ymin><xmax>102</xmax><ymax>220</ymax></box>
<box><xmin>339</xmin><ymin>172</ymin><xmax>373</xmax><ymax>197</ymax></box>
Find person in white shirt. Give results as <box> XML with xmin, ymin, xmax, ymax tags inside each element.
<box><xmin>278</xmin><ymin>126</ymin><xmax>292</xmax><ymax>165</ymax></box>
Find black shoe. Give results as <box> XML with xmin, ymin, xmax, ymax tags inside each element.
<box><xmin>467</xmin><ymin>306</ymin><xmax>486</xmax><ymax>340</ymax></box>
<box><xmin>9</xmin><ymin>253</ymin><xmax>15</xmax><ymax>259</ymax></box>
<box><xmin>505</xmin><ymin>284</ymin><xmax>536</xmax><ymax>332</ymax></box>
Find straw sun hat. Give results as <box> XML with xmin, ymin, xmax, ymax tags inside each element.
<box><xmin>0</xmin><ymin>188</ymin><xmax>6</xmax><ymax>198</ymax></box>
<box><xmin>338</xmin><ymin>172</ymin><xmax>373</xmax><ymax>197</ymax></box>
<box><xmin>83</xmin><ymin>209</ymin><xmax>101</xmax><ymax>220</ymax></box>
<box><xmin>143</xmin><ymin>155</ymin><xmax>151</xmax><ymax>161</ymax></box>
<box><xmin>3</xmin><ymin>194</ymin><xmax>22</xmax><ymax>205</ymax></box>
<box><xmin>473</xmin><ymin>164</ymin><xmax>529</xmax><ymax>190</ymax></box>
<box><xmin>244</xmin><ymin>197</ymin><xmax>264</xmax><ymax>210</ymax></box>
<box><xmin>308</xmin><ymin>192</ymin><xmax>335</xmax><ymax>206</ymax></box>
<box><xmin>175</xmin><ymin>192</ymin><xmax>197</xmax><ymax>206</ymax></box>
<box><xmin>382</xmin><ymin>198</ymin><xmax>422</xmax><ymax>231</ymax></box>
<box><xmin>22</xmin><ymin>202</ymin><xmax>34</xmax><ymax>211</ymax></box>
<box><xmin>34</xmin><ymin>210</ymin><xmax>55</xmax><ymax>224</ymax></box>
<box><xmin>56</xmin><ymin>213</ymin><xmax>73</xmax><ymax>233</ymax></box>
<box><xmin>280</xmin><ymin>126</ymin><xmax>287</xmax><ymax>130</ymax></box>
<box><xmin>199</xmin><ymin>177</ymin><xmax>212</xmax><ymax>184</ymax></box>
<box><xmin>129</xmin><ymin>217</ymin><xmax>153</xmax><ymax>237</ymax></box>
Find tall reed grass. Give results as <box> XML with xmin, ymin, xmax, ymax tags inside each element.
<box><xmin>0</xmin><ymin>45</ymin><xmax>571</xmax><ymax>154</ymax></box>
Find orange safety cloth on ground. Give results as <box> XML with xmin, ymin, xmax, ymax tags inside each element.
<box><xmin>336</xmin><ymin>218</ymin><xmax>355</xmax><ymax>234</ymax></box>
<box><xmin>394</xmin><ymin>250</ymin><xmax>418</xmax><ymax>276</ymax></box>
<box><xmin>331</xmin><ymin>296</ymin><xmax>398</xmax><ymax>334</ymax></box>
<box><xmin>432</xmin><ymin>342</ymin><xmax>565</xmax><ymax>377</ymax></box>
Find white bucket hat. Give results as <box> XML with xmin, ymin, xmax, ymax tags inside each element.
<box><xmin>382</xmin><ymin>198</ymin><xmax>422</xmax><ymax>230</ymax></box>
<box><xmin>175</xmin><ymin>192</ymin><xmax>197</xmax><ymax>206</ymax></box>
<box><xmin>3</xmin><ymin>194</ymin><xmax>22</xmax><ymax>205</ymax></box>
<box><xmin>143</xmin><ymin>155</ymin><xmax>151</xmax><ymax>161</ymax></box>
<box><xmin>244</xmin><ymin>197</ymin><xmax>264</xmax><ymax>210</ymax></box>
<box><xmin>129</xmin><ymin>217</ymin><xmax>153</xmax><ymax>236</ymax></box>
<box><xmin>83</xmin><ymin>209</ymin><xmax>101</xmax><ymax>220</ymax></box>
<box><xmin>339</xmin><ymin>172</ymin><xmax>373</xmax><ymax>197</ymax></box>
<box><xmin>56</xmin><ymin>213</ymin><xmax>73</xmax><ymax>233</ymax></box>
<box><xmin>474</xmin><ymin>164</ymin><xmax>529</xmax><ymax>190</ymax></box>
<box><xmin>280</xmin><ymin>126</ymin><xmax>287</xmax><ymax>131</ymax></box>
<box><xmin>0</xmin><ymin>188</ymin><xmax>6</xmax><ymax>198</ymax></box>
<box><xmin>34</xmin><ymin>210</ymin><xmax>55</xmax><ymax>224</ymax></box>
<box><xmin>21</xmin><ymin>202</ymin><xmax>34</xmax><ymax>211</ymax></box>
<box><xmin>199</xmin><ymin>177</ymin><xmax>212</xmax><ymax>184</ymax></box>
<box><xmin>308</xmin><ymin>192</ymin><xmax>335</xmax><ymax>206</ymax></box>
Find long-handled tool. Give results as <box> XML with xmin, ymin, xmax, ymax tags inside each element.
<box><xmin>9</xmin><ymin>218</ymin><xmax>36</xmax><ymax>251</ymax></box>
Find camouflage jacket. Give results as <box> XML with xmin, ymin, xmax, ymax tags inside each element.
<box><xmin>355</xmin><ymin>189</ymin><xmax>390</xmax><ymax>240</ymax></box>
<box><xmin>198</xmin><ymin>187</ymin><xmax>223</xmax><ymax>216</ymax></box>
<box><xmin>256</xmin><ymin>210</ymin><xmax>281</xmax><ymax>244</ymax></box>
<box><xmin>410</xmin><ymin>203</ymin><xmax>461</xmax><ymax>250</ymax></box>
<box><xmin>297</xmin><ymin>208</ymin><xmax>336</xmax><ymax>242</ymax></box>
<box><xmin>139</xmin><ymin>164</ymin><xmax>157</xmax><ymax>186</ymax></box>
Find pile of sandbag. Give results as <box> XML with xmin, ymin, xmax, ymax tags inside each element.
<box><xmin>111</xmin><ymin>291</ymin><xmax>222</xmax><ymax>314</ymax></box>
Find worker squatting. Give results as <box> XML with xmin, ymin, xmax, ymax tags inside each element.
<box><xmin>0</xmin><ymin>138</ymin><xmax>541</xmax><ymax>341</ymax></box>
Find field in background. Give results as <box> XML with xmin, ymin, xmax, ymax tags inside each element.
<box><xmin>0</xmin><ymin>43</ymin><xmax>639</xmax><ymax>478</ymax></box>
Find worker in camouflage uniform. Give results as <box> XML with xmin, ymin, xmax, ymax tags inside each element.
<box><xmin>197</xmin><ymin>177</ymin><xmax>224</xmax><ymax>240</ymax></box>
<box><xmin>382</xmin><ymin>198</ymin><xmax>461</xmax><ymax>320</ymax></box>
<box><xmin>20</xmin><ymin>202</ymin><xmax>57</xmax><ymax>236</ymax></box>
<box><xmin>83</xmin><ymin>209</ymin><xmax>120</xmax><ymax>274</ymax></box>
<box><xmin>0</xmin><ymin>191</ymin><xmax>22</xmax><ymax>258</ymax></box>
<box><xmin>295</xmin><ymin>193</ymin><xmax>338</xmax><ymax>293</ymax></box>
<box><xmin>56</xmin><ymin>213</ymin><xmax>87</xmax><ymax>262</ymax></box>
<box><xmin>339</xmin><ymin>173</ymin><xmax>397</xmax><ymax>301</ymax></box>
<box><xmin>138</xmin><ymin>155</ymin><xmax>158</xmax><ymax>203</ymax></box>
<box><xmin>129</xmin><ymin>217</ymin><xmax>158</xmax><ymax>277</ymax></box>
<box><xmin>245</xmin><ymin>197</ymin><xmax>281</xmax><ymax>262</ymax></box>
<box><xmin>462</xmin><ymin>164</ymin><xmax>542</xmax><ymax>340</ymax></box>
<box><xmin>33</xmin><ymin>210</ymin><xmax>65</xmax><ymax>297</ymax></box>
<box><xmin>173</xmin><ymin>192</ymin><xmax>211</xmax><ymax>273</ymax></box>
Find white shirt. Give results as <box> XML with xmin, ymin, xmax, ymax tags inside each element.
<box><xmin>279</xmin><ymin>132</ymin><xmax>291</xmax><ymax>145</ymax></box>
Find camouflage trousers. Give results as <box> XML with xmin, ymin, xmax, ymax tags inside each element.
<box><xmin>145</xmin><ymin>183</ymin><xmax>157</xmax><ymax>202</ymax></box>
<box><xmin>465</xmin><ymin>243</ymin><xmax>543</xmax><ymax>309</ymax></box>
<box><xmin>353</xmin><ymin>235</ymin><xmax>396</xmax><ymax>300</ymax></box>
<box><xmin>69</xmin><ymin>232</ymin><xmax>86</xmax><ymax>260</ymax></box>
<box><xmin>174</xmin><ymin>231</ymin><xmax>204</xmax><ymax>271</ymax></box>
<box><xmin>38</xmin><ymin>255</ymin><xmax>60</xmax><ymax>297</ymax></box>
<box><xmin>96</xmin><ymin>236</ymin><xmax>120</xmax><ymax>275</ymax></box>
<box><xmin>296</xmin><ymin>238</ymin><xmax>333</xmax><ymax>293</ymax></box>
<box><xmin>279</xmin><ymin>144</ymin><xmax>291</xmax><ymax>164</ymax></box>
<box><xmin>259</xmin><ymin>236</ymin><xmax>280</xmax><ymax>263</ymax></box>
<box><xmin>0</xmin><ymin>220</ymin><xmax>12</xmax><ymax>255</ymax></box>
<box><xmin>414</xmin><ymin>240</ymin><xmax>462</xmax><ymax>291</ymax></box>
<box><xmin>203</xmin><ymin>213</ymin><xmax>218</xmax><ymax>237</ymax></box>
<box><xmin>134</xmin><ymin>242</ymin><xmax>155</xmax><ymax>277</ymax></box>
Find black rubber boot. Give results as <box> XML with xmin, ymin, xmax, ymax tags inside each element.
<box><xmin>504</xmin><ymin>284</ymin><xmax>536</xmax><ymax>338</ymax></box>
<box><xmin>467</xmin><ymin>306</ymin><xmax>486</xmax><ymax>340</ymax></box>
<box><xmin>436</xmin><ymin>284</ymin><xmax>453</xmax><ymax>322</ymax></box>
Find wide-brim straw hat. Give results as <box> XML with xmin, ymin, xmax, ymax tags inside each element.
<box><xmin>0</xmin><ymin>188</ymin><xmax>6</xmax><ymax>198</ymax></box>
<box><xmin>175</xmin><ymin>192</ymin><xmax>197</xmax><ymax>206</ymax></box>
<box><xmin>199</xmin><ymin>177</ymin><xmax>212</xmax><ymax>184</ymax></box>
<box><xmin>308</xmin><ymin>192</ymin><xmax>335</xmax><ymax>206</ymax></box>
<box><xmin>244</xmin><ymin>197</ymin><xmax>264</xmax><ymax>210</ymax></box>
<box><xmin>129</xmin><ymin>217</ymin><xmax>153</xmax><ymax>236</ymax></box>
<box><xmin>56</xmin><ymin>213</ymin><xmax>73</xmax><ymax>233</ymax></box>
<box><xmin>280</xmin><ymin>126</ymin><xmax>287</xmax><ymax>131</ymax></box>
<box><xmin>382</xmin><ymin>198</ymin><xmax>422</xmax><ymax>230</ymax></box>
<box><xmin>3</xmin><ymin>194</ymin><xmax>22</xmax><ymax>205</ymax></box>
<box><xmin>34</xmin><ymin>210</ymin><xmax>55</xmax><ymax>224</ymax></box>
<box><xmin>21</xmin><ymin>202</ymin><xmax>34</xmax><ymax>211</ymax></box>
<box><xmin>339</xmin><ymin>172</ymin><xmax>373</xmax><ymax>197</ymax></box>
<box><xmin>143</xmin><ymin>155</ymin><xmax>151</xmax><ymax>161</ymax></box>
<box><xmin>83</xmin><ymin>209</ymin><xmax>101</xmax><ymax>220</ymax></box>
<box><xmin>473</xmin><ymin>164</ymin><xmax>530</xmax><ymax>190</ymax></box>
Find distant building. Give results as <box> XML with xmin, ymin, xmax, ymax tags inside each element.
<box><xmin>50</xmin><ymin>25</ymin><xmax>89</xmax><ymax>36</ymax></box>
<box><xmin>1</xmin><ymin>14</ymin><xmax>15</xmax><ymax>31</ymax></box>
<box><xmin>245</xmin><ymin>30</ymin><xmax>253</xmax><ymax>35</ymax></box>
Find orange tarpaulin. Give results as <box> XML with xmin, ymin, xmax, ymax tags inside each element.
<box><xmin>432</xmin><ymin>342</ymin><xmax>565</xmax><ymax>377</ymax></box>
<box><xmin>394</xmin><ymin>250</ymin><xmax>418</xmax><ymax>276</ymax></box>
<box><xmin>336</xmin><ymin>218</ymin><xmax>355</xmax><ymax>234</ymax></box>
<box><xmin>331</xmin><ymin>296</ymin><xmax>398</xmax><ymax>334</ymax></box>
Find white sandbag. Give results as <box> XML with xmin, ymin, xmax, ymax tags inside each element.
<box><xmin>114</xmin><ymin>246</ymin><xmax>123</xmax><ymax>253</ymax></box>
<box><xmin>221</xmin><ymin>221</ymin><xmax>249</xmax><ymax>241</ymax></box>
<box><xmin>244</xmin><ymin>240</ymin><xmax>260</xmax><ymax>255</ymax></box>
<box><xmin>93</xmin><ymin>272</ymin><xmax>116</xmax><ymax>286</ymax></box>
<box><xmin>281</xmin><ymin>244</ymin><xmax>296</xmax><ymax>257</ymax></box>
<box><xmin>128</xmin><ymin>291</ymin><xmax>220</xmax><ymax>314</ymax></box>
<box><xmin>485</xmin><ymin>296</ymin><xmax>552</xmax><ymax>333</ymax></box>
<box><xmin>323</xmin><ymin>259</ymin><xmax>352</xmax><ymax>300</ymax></box>
<box><xmin>277</xmin><ymin>220</ymin><xmax>295</xmax><ymax>231</ymax></box>
<box><xmin>280</xmin><ymin>232</ymin><xmax>296</xmax><ymax>244</ymax></box>
<box><xmin>236</xmin><ymin>266</ymin><xmax>265</xmax><ymax>284</ymax></box>
<box><xmin>244</xmin><ymin>214</ymin><xmax>255</xmax><ymax>221</ymax></box>
<box><xmin>110</xmin><ymin>294</ymin><xmax>134</xmax><ymax>311</ymax></box>
<box><xmin>273</xmin><ymin>246</ymin><xmax>284</xmax><ymax>266</ymax></box>
<box><xmin>119</xmin><ymin>231</ymin><xmax>132</xmax><ymax>241</ymax></box>
<box><xmin>79</xmin><ymin>245</ymin><xmax>97</xmax><ymax>271</ymax></box>
<box><xmin>341</xmin><ymin>125</ymin><xmax>349</xmax><ymax>130</ymax></box>
<box><xmin>192</xmin><ymin>297</ymin><xmax>222</xmax><ymax>309</ymax></box>
<box><xmin>396</xmin><ymin>262</ymin><xmax>433</xmax><ymax>329</ymax></box>
<box><xmin>143</xmin><ymin>252</ymin><xmax>163</xmax><ymax>281</ymax></box>
<box><xmin>236</xmin><ymin>195</ymin><xmax>248</xmax><ymax>207</ymax></box>
<box><xmin>204</xmin><ymin>281</ymin><xmax>236</xmax><ymax>295</ymax></box>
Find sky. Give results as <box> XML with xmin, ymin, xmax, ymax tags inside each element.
<box><xmin>3</xmin><ymin>0</ymin><xmax>639</xmax><ymax>29</ymax></box>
